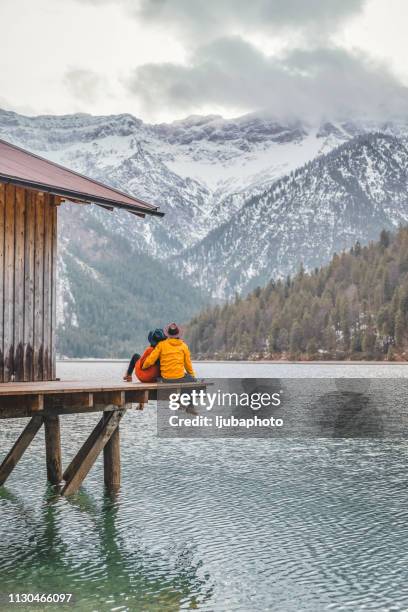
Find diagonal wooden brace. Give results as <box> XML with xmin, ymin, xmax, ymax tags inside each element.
<box><xmin>63</xmin><ymin>414</ymin><xmax>106</xmax><ymax>483</ymax></box>
<box><xmin>61</xmin><ymin>409</ymin><xmax>126</xmax><ymax>496</ymax></box>
<box><xmin>0</xmin><ymin>415</ymin><xmax>44</xmax><ymax>486</ymax></box>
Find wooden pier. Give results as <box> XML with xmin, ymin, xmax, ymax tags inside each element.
<box><xmin>0</xmin><ymin>138</ymin><xmax>199</xmax><ymax>497</ymax></box>
<box><xmin>0</xmin><ymin>380</ymin><xmax>204</xmax><ymax>495</ymax></box>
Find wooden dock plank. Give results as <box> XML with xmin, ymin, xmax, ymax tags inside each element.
<box><xmin>45</xmin><ymin>392</ymin><xmax>94</xmax><ymax>409</ymax></box>
<box><xmin>94</xmin><ymin>391</ymin><xmax>125</xmax><ymax>407</ymax></box>
<box><xmin>0</xmin><ymin>380</ymin><xmax>205</xmax><ymax>396</ymax></box>
<box><xmin>0</xmin><ymin>394</ymin><xmax>44</xmax><ymax>419</ymax></box>
<box><xmin>0</xmin><ymin>380</ymin><xmax>206</xmax><ymax>418</ymax></box>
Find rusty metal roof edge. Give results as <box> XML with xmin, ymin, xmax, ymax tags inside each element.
<box><xmin>0</xmin><ymin>173</ymin><xmax>165</xmax><ymax>217</ymax></box>
<box><xmin>0</xmin><ymin>137</ymin><xmax>160</xmax><ymax>212</ymax></box>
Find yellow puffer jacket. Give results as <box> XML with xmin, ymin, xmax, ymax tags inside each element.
<box><xmin>142</xmin><ymin>338</ymin><xmax>195</xmax><ymax>380</ymax></box>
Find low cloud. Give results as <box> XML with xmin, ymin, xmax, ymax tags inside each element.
<box><xmin>126</xmin><ymin>38</ymin><xmax>408</xmax><ymax>121</ymax></box>
<box><xmin>136</xmin><ymin>0</ymin><xmax>365</xmax><ymax>42</ymax></box>
<box><xmin>64</xmin><ymin>68</ymin><xmax>107</xmax><ymax>105</ymax></box>
<box><xmin>73</xmin><ymin>0</ymin><xmax>365</xmax><ymax>43</ymax></box>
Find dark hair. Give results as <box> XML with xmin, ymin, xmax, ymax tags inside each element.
<box><xmin>148</xmin><ymin>328</ymin><xmax>166</xmax><ymax>346</ymax></box>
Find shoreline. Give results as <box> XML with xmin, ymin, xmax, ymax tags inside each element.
<box><xmin>57</xmin><ymin>358</ymin><xmax>408</xmax><ymax>365</ymax></box>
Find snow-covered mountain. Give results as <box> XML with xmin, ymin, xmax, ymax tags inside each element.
<box><xmin>2</xmin><ymin>108</ymin><xmax>396</xmax><ymax>256</ymax></box>
<box><xmin>1</xmin><ymin>107</ymin><xmax>408</xmax><ymax>354</ymax></box>
<box><xmin>175</xmin><ymin>133</ymin><xmax>408</xmax><ymax>297</ymax></box>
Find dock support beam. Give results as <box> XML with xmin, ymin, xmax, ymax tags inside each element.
<box><xmin>0</xmin><ymin>415</ymin><xmax>43</xmax><ymax>486</ymax></box>
<box><xmin>62</xmin><ymin>409</ymin><xmax>125</xmax><ymax>497</ymax></box>
<box><xmin>103</xmin><ymin>413</ymin><xmax>121</xmax><ymax>492</ymax></box>
<box><xmin>44</xmin><ymin>415</ymin><xmax>62</xmax><ymax>485</ymax></box>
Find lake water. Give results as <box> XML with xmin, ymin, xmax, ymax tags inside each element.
<box><xmin>1</xmin><ymin>362</ymin><xmax>408</xmax><ymax>611</ymax></box>
<box><xmin>58</xmin><ymin>359</ymin><xmax>408</xmax><ymax>380</ymax></box>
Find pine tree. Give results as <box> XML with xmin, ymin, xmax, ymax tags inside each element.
<box><xmin>289</xmin><ymin>321</ymin><xmax>303</xmax><ymax>354</ymax></box>
<box><xmin>269</xmin><ymin>320</ymin><xmax>280</xmax><ymax>352</ymax></box>
<box><xmin>395</xmin><ymin>310</ymin><xmax>405</xmax><ymax>346</ymax></box>
<box><xmin>350</xmin><ymin>332</ymin><xmax>362</xmax><ymax>353</ymax></box>
<box><xmin>362</xmin><ymin>329</ymin><xmax>376</xmax><ymax>354</ymax></box>
<box><xmin>380</xmin><ymin>229</ymin><xmax>390</xmax><ymax>249</ymax></box>
<box><xmin>277</xmin><ymin>328</ymin><xmax>289</xmax><ymax>352</ymax></box>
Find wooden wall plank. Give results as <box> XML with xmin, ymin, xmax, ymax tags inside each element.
<box><xmin>3</xmin><ymin>184</ymin><xmax>15</xmax><ymax>382</ymax></box>
<box><xmin>1</xmin><ymin>187</ymin><xmax>57</xmax><ymax>382</ymax></box>
<box><xmin>33</xmin><ymin>192</ymin><xmax>45</xmax><ymax>380</ymax></box>
<box><xmin>42</xmin><ymin>194</ymin><xmax>52</xmax><ymax>380</ymax></box>
<box><xmin>14</xmin><ymin>187</ymin><xmax>25</xmax><ymax>381</ymax></box>
<box><xmin>51</xmin><ymin>200</ymin><xmax>57</xmax><ymax>380</ymax></box>
<box><xmin>23</xmin><ymin>190</ymin><xmax>35</xmax><ymax>381</ymax></box>
<box><xmin>0</xmin><ymin>184</ymin><xmax>5</xmax><ymax>382</ymax></box>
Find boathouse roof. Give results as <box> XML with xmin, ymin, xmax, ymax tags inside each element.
<box><xmin>0</xmin><ymin>138</ymin><xmax>163</xmax><ymax>217</ymax></box>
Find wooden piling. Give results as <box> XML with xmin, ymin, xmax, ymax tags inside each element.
<box><xmin>44</xmin><ymin>415</ymin><xmax>62</xmax><ymax>485</ymax></box>
<box><xmin>103</xmin><ymin>412</ymin><xmax>121</xmax><ymax>492</ymax></box>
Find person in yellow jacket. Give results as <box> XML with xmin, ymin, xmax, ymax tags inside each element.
<box><xmin>142</xmin><ymin>322</ymin><xmax>197</xmax><ymax>382</ymax></box>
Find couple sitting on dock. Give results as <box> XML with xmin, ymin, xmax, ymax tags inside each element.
<box><xmin>123</xmin><ymin>322</ymin><xmax>196</xmax><ymax>384</ymax></box>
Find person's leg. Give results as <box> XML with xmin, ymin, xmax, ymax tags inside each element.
<box><xmin>123</xmin><ymin>353</ymin><xmax>141</xmax><ymax>380</ymax></box>
<box><xmin>183</xmin><ymin>373</ymin><xmax>197</xmax><ymax>382</ymax></box>
<box><xmin>158</xmin><ymin>373</ymin><xmax>197</xmax><ymax>383</ymax></box>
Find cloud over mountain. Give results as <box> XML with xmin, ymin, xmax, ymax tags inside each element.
<box><xmin>135</xmin><ymin>0</ymin><xmax>365</xmax><ymax>42</ymax></box>
<box><xmin>74</xmin><ymin>0</ymin><xmax>365</xmax><ymax>41</ymax></box>
<box><xmin>126</xmin><ymin>39</ymin><xmax>408</xmax><ymax>121</ymax></box>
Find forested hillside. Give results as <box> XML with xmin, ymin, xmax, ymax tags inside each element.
<box><xmin>57</xmin><ymin>206</ymin><xmax>208</xmax><ymax>358</ymax></box>
<box><xmin>186</xmin><ymin>228</ymin><xmax>408</xmax><ymax>361</ymax></box>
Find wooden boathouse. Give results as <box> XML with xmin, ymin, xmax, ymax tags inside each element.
<box><xmin>0</xmin><ymin>137</ymin><xmax>163</xmax><ymax>383</ymax></box>
<box><xmin>0</xmin><ymin>138</ymin><xmax>202</xmax><ymax>495</ymax></box>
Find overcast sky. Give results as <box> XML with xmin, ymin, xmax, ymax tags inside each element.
<box><xmin>1</xmin><ymin>0</ymin><xmax>408</xmax><ymax>123</ymax></box>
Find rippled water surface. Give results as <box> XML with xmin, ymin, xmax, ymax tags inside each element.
<box><xmin>1</xmin><ymin>362</ymin><xmax>408</xmax><ymax>611</ymax></box>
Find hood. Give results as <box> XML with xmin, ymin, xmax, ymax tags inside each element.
<box><xmin>166</xmin><ymin>338</ymin><xmax>183</xmax><ymax>346</ymax></box>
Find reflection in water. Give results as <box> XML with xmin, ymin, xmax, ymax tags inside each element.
<box><xmin>0</xmin><ymin>487</ymin><xmax>213</xmax><ymax>611</ymax></box>
<box><xmin>315</xmin><ymin>379</ymin><xmax>384</xmax><ymax>438</ymax></box>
